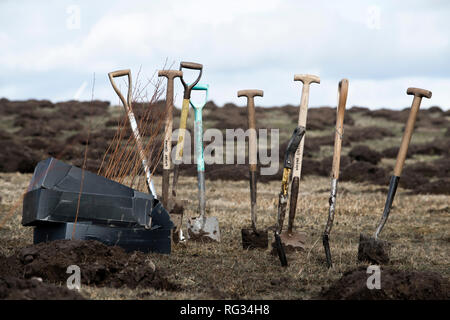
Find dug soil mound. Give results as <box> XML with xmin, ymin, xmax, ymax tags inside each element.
<box><xmin>319</xmin><ymin>266</ymin><xmax>450</xmax><ymax>300</ymax></box>
<box><xmin>400</xmin><ymin>160</ymin><xmax>450</xmax><ymax>194</ymax></box>
<box><xmin>0</xmin><ymin>240</ymin><xmax>179</xmax><ymax>291</ymax></box>
<box><xmin>348</xmin><ymin>145</ymin><xmax>382</xmax><ymax>165</ymax></box>
<box><xmin>413</xmin><ymin>178</ymin><xmax>450</xmax><ymax>195</ymax></box>
<box><xmin>306</xmin><ymin>107</ymin><xmax>354</xmax><ymax>130</ymax></box>
<box><xmin>340</xmin><ymin>161</ymin><xmax>389</xmax><ymax>185</ymax></box>
<box><xmin>369</xmin><ymin>108</ymin><xmax>410</xmax><ymax>122</ymax></box>
<box><xmin>383</xmin><ymin>139</ymin><xmax>450</xmax><ymax>159</ymax></box>
<box><xmin>346</xmin><ymin>126</ymin><xmax>394</xmax><ymax>143</ymax></box>
<box><xmin>0</xmin><ymin>276</ymin><xmax>85</xmax><ymax>300</ymax></box>
<box><xmin>320</xmin><ymin>156</ymin><xmax>351</xmax><ymax>177</ymax></box>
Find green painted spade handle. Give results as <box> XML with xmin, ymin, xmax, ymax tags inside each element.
<box><xmin>190</xmin><ymin>84</ymin><xmax>209</xmax><ymax>172</ymax></box>
<box><xmin>190</xmin><ymin>83</ymin><xmax>209</xmax><ymax>220</ymax></box>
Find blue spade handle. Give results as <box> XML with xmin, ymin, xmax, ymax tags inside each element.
<box><xmin>190</xmin><ymin>84</ymin><xmax>209</xmax><ymax>172</ymax></box>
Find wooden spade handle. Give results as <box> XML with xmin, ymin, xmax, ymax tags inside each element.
<box><xmin>108</xmin><ymin>69</ymin><xmax>156</xmax><ymax>197</ymax></box>
<box><xmin>238</xmin><ymin>89</ymin><xmax>264</xmax><ymax>172</ymax></box>
<box><xmin>332</xmin><ymin>79</ymin><xmax>348</xmax><ymax>179</ymax></box>
<box><xmin>180</xmin><ymin>61</ymin><xmax>203</xmax><ymax>70</ymax></box>
<box><xmin>292</xmin><ymin>74</ymin><xmax>320</xmax><ymax>179</ymax></box>
<box><xmin>158</xmin><ymin>70</ymin><xmax>183</xmax><ymax>171</ymax></box>
<box><xmin>293</xmin><ymin>74</ymin><xmax>321</xmax><ymax>85</ymax></box>
<box><xmin>108</xmin><ymin>69</ymin><xmax>132</xmax><ymax>108</ymax></box>
<box><xmin>393</xmin><ymin>87</ymin><xmax>432</xmax><ymax>176</ymax></box>
<box><xmin>158</xmin><ymin>70</ymin><xmax>183</xmax><ymax>206</ymax></box>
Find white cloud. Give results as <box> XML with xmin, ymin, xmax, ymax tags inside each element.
<box><xmin>0</xmin><ymin>0</ymin><xmax>448</xmax><ymax>109</ymax></box>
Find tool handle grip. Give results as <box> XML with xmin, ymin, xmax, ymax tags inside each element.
<box><xmin>179</xmin><ymin>62</ymin><xmax>203</xmax><ymax>98</ymax></box>
<box><xmin>294</xmin><ymin>74</ymin><xmax>320</xmax><ymax>85</ymax></box>
<box><xmin>192</xmin><ymin>84</ymin><xmax>209</xmax><ymax>91</ymax></box>
<box><xmin>109</xmin><ymin>69</ymin><xmax>130</xmax><ymax>78</ymax></box>
<box><xmin>180</xmin><ymin>61</ymin><xmax>203</xmax><ymax>70</ymax></box>
<box><xmin>393</xmin><ymin>88</ymin><xmax>431</xmax><ymax>176</ymax></box>
<box><xmin>190</xmin><ymin>83</ymin><xmax>209</xmax><ymax>110</ymax></box>
<box><xmin>108</xmin><ymin>69</ymin><xmax>132</xmax><ymax>108</ymax></box>
<box><xmin>332</xmin><ymin>79</ymin><xmax>348</xmax><ymax>179</ymax></box>
<box><xmin>407</xmin><ymin>87</ymin><xmax>432</xmax><ymax>99</ymax></box>
<box><xmin>158</xmin><ymin>70</ymin><xmax>183</xmax><ymax>79</ymax></box>
<box><xmin>237</xmin><ymin>89</ymin><xmax>264</xmax><ymax>98</ymax></box>
<box><xmin>294</xmin><ymin>74</ymin><xmax>320</xmax><ymax>126</ymax></box>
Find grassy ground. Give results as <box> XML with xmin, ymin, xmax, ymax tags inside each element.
<box><xmin>0</xmin><ymin>172</ymin><xmax>448</xmax><ymax>299</ymax></box>
<box><xmin>1</xmin><ymin>101</ymin><xmax>448</xmax><ymax>299</ymax></box>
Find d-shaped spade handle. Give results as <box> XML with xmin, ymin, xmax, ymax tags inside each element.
<box><xmin>108</xmin><ymin>69</ymin><xmax>157</xmax><ymax>199</ymax></box>
<box><xmin>108</xmin><ymin>69</ymin><xmax>132</xmax><ymax>108</ymax></box>
<box><xmin>180</xmin><ymin>61</ymin><xmax>203</xmax><ymax>70</ymax></box>
<box><xmin>190</xmin><ymin>84</ymin><xmax>209</xmax><ymax>110</ymax></box>
<box><xmin>179</xmin><ymin>61</ymin><xmax>203</xmax><ymax>99</ymax></box>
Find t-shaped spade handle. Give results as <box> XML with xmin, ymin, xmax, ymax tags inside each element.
<box><xmin>238</xmin><ymin>89</ymin><xmax>264</xmax><ymax>173</ymax></box>
<box><xmin>393</xmin><ymin>87</ymin><xmax>432</xmax><ymax>177</ymax></box>
<box><xmin>158</xmin><ymin>70</ymin><xmax>183</xmax><ymax>81</ymax></box>
<box><xmin>294</xmin><ymin>74</ymin><xmax>321</xmax><ymax>86</ymax></box>
<box><xmin>158</xmin><ymin>70</ymin><xmax>183</xmax><ymax>111</ymax></box>
<box><xmin>407</xmin><ymin>87</ymin><xmax>432</xmax><ymax>99</ymax></box>
<box><xmin>158</xmin><ymin>70</ymin><xmax>183</xmax><ymax>206</ymax></box>
<box><xmin>238</xmin><ymin>89</ymin><xmax>264</xmax><ymax>99</ymax></box>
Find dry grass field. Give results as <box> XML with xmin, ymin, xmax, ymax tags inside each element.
<box><xmin>0</xmin><ymin>99</ymin><xmax>449</xmax><ymax>299</ymax></box>
<box><xmin>0</xmin><ymin>173</ymin><xmax>448</xmax><ymax>299</ymax></box>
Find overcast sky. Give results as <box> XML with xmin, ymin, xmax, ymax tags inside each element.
<box><xmin>0</xmin><ymin>0</ymin><xmax>448</xmax><ymax>109</ymax></box>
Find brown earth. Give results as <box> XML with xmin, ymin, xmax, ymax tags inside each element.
<box><xmin>383</xmin><ymin>139</ymin><xmax>450</xmax><ymax>158</ymax></box>
<box><xmin>348</xmin><ymin>145</ymin><xmax>382</xmax><ymax>165</ymax></box>
<box><xmin>340</xmin><ymin>161</ymin><xmax>389</xmax><ymax>185</ymax></box>
<box><xmin>318</xmin><ymin>266</ymin><xmax>450</xmax><ymax>300</ymax></box>
<box><xmin>0</xmin><ymin>239</ymin><xmax>179</xmax><ymax>291</ymax></box>
<box><xmin>0</xmin><ymin>276</ymin><xmax>85</xmax><ymax>300</ymax></box>
<box><xmin>2</xmin><ymin>98</ymin><xmax>448</xmax><ymax>194</ymax></box>
<box><xmin>1</xmin><ymin>98</ymin><xmax>449</xmax><ymax>300</ymax></box>
<box><xmin>414</xmin><ymin>178</ymin><xmax>450</xmax><ymax>195</ymax></box>
<box><xmin>1</xmin><ymin>172</ymin><xmax>448</xmax><ymax>300</ymax></box>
